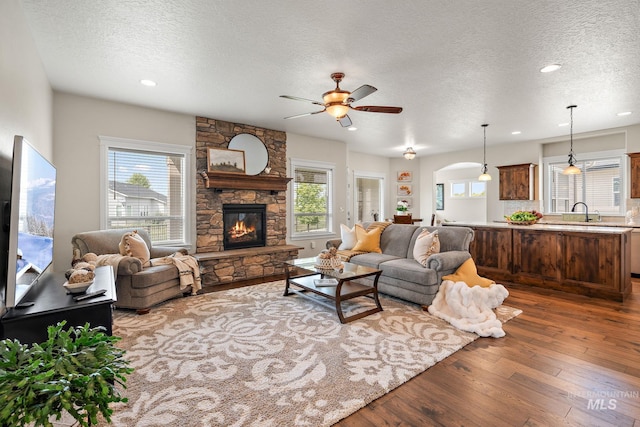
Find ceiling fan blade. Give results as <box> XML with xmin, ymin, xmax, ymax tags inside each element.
<box><xmin>280</xmin><ymin>95</ymin><xmax>325</xmax><ymax>106</ymax></box>
<box><xmin>284</xmin><ymin>110</ymin><xmax>326</xmax><ymax>120</ymax></box>
<box><xmin>347</xmin><ymin>84</ymin><xmax>377</xmax><ymax>103</ymax></box>
<box><xmin>338</xmin><ymin>115</ymin><xmax>352</xmax><ymax>127</ymax></box>
<box><xmin>353</xmin><ymin>105</ymin><xmax>403</xmax><ymax>114</ymax></box>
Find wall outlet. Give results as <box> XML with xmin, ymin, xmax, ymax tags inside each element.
<box><xmin>310</xmin><ymin>241</ymin><xmax>316</xmax><ymax>249</ymax></box>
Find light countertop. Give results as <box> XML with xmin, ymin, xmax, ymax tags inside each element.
<box><xmin>442</xmin><ymin>221</ymin><xmax>633</xmax><ymax>234</ymax></box>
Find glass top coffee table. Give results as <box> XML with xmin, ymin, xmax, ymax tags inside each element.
<box><xmin>284</xmin><ymin>257</ymin><xmax>383</xmax><ymax>323</ymax></box>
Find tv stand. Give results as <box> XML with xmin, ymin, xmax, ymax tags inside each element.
<box><xmin>1</xmin><ymin>266</ymin><xmax>116</xmax><ymax>345</ymax></box>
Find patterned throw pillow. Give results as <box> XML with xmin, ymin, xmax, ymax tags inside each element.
<box><xmin>413</xmin><ymin>229</ymin><xmax>440</xmax><ymax>267</ymax></box>
<box><xmin>338</xmin><ymin>224</ymin><xmax>357</xmax><ymax>250</ymax></box>
<box><xmin>119</xmin><ymin>230</ymin><xmax>150</xmax><ymax>266</ymax></box>
<box><xmin>352</xmin><ymin>224</ymin><xmax>383</xmax><ymax>253</ymax></box>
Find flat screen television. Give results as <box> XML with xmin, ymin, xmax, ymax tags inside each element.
<box><xmin>2</xmin><ymin>136</ymin><xmax>56</xmax><ymax>309</ymax></box>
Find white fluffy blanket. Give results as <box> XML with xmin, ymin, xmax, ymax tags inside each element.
<box><xmin>428</xmin><ymin>280</ymin><xmax>509</xmax><ymax>338</ymax></box>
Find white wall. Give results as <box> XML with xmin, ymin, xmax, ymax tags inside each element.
<box><xmin>52</xmin><ymin>93</ymin><xmax>195</xmax><ymax>269</ymax></box>
<box><xmin>0</xmin><ymin>1</ymin><xmax>52</xmax><ymax>161</ymax></box>
<box><xmin>0</xmin><ymin>0</ymin><xmax>53</xmax><ymax>314</ymax></box>
<box><xmin>434</xmin><ymin>166</ymin><xmax>487</xmax><ymax>223</ymax></box>
<box><xmin>420</xmin><ymin>140</ymin><xmax>543</xmax><ymax>222</ymax></box>
<box><xmin>389</xmin><ymin>157</ymin><xmax>420</xmax><ymax>220</ymax></box>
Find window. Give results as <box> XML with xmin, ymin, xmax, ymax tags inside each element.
<box><xmin>99</xmin><ymin>136</ymin><xmax>192</xmax><ymax>245</ymax></box>
<box><xmin>544</xmin><ymin>150</ymin><xmax>624</xmax><ymax>215</ymax></box>
<box><xmin>291</xmin><ymin>159</ymin><xmax>334</xmax><ymax>238</ymax></box>
<box><xmin>470</xmin><ymin>181</ymin><xmax>486</xmax><ymax>197</ymax></box>
<box><xmin>450</xmin><ymin>180</ymin><xmax>486</xmax><ymax>198</ymax></box>
<box><xmin>450</xmin><ymin>182</ymin><xmax>466</xmax><ymax>198</ymax></box>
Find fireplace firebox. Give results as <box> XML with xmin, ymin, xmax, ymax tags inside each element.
<box><xmin>223</xmin><ymin>204</ymin><xmax>267</xmax><ymax>250</ymax></box>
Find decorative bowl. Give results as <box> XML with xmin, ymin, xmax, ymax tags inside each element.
<box><xmin>63</xmin><ymin>280</ymin><xmax>94</xmax><ymax>294</ymax></box>
<box><xmin>505</xmin><ymin>218</ymin><xmax>538</xmax><ymax>226</ymax></box>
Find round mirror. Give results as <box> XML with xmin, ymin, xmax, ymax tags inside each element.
<box><xmin>228</xmin><ymin>134</ymin><xmax>269</xmax><ymax>175</ymax></box>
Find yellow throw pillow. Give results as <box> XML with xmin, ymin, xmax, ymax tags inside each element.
<box><xmin>442</xmin><ymin>258</ymin><xmax>494</xmax><ymax>288</ymax></box>
<box><xmin>119</xmin><ymin>230</ymin><xmax>151</xmax><ymax>266</ymax></box>
<box><xmin>352</xmin><ymin>224</ymin><xmax>383</xmax><ymax>253</ymax></box>
<box><xmin>413</xmin><ymin>229</ymin><xmax>440</xmax><ymax>267</ymax></box>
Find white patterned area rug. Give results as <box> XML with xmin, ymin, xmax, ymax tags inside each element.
<box><xmin>101</xmin><ymin>281</ymin><xmax>521</xmax><ymax>427</ymax></box>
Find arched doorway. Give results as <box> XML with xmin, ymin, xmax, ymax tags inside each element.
<box><xmin>433</xmin><ymin>162</ymin><xmax>488</xmax><ymax>224</ymax></box>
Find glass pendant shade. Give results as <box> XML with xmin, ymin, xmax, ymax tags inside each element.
<box><xmin>479</xmin><ymin>167</ymin><xmax>492</xmax><ymax>181</ymax></box>
<box><xmin>323</xmin><ymin>90</ymin><xmax>350</xmax><ymax>118</ymax></box>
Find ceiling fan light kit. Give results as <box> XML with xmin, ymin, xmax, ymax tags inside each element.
<box><xmin>562</xmin><ymin>105</ymin><xmax>581</xmax><ymax>175</ymax></box>
<box><xmin>281</xmin><ymin>72</ymin><xmax>402</xmax><ymax>128</ymax></box>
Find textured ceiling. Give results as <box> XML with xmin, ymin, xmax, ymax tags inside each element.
<box><xmin>19</xmin><ymin>0</ymin><xmax>640</xmax><ymax>158</ymax></box>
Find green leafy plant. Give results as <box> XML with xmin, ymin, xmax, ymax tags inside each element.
<box><xmin>0</xmin><ymin>321</ymin><xmax>133</xmax><ymax>427</ymax></box>
<box><xmin>505</xmin><ymin>210</ymin><xmax>543</xmax><ymax>222</ymax></box>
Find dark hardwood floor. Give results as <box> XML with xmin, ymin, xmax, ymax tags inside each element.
<box><xmin>334</xmin><ymin>280</ymin><xmax>640</xmax><ymax>427</ymax></box>
<box><xmin>213</xmin><ymin>276</ymin><xmax>640</xmax><ymax>426</ymax></box>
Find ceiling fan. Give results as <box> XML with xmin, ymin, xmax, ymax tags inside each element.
<box><xmin>280</xmin><ymin>72</ymin><xmax>403</xmax><ymax>127</ymax></box>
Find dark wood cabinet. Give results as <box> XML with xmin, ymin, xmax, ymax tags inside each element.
<box><xmin>497</xmin><ymin>163</ymin><xmax>537</xmax><ymax>200</ymax></box>
<box><xmin>512</xmin><ymin>228</ymin><xmax>562</xmax><ymax>283</ymax></box>
<box><xmin>466</xmin><ymin>225</ymin><xmax>631</xmax><ymax>301</ymax></box>
<box><xmin>0</xmin><ymin>266</ymin><xmax>116</xmax><ymax>345</ymax></box>
<box><xmin>469</xmin><ymin>226</ymin><xmax>512</xmax><ymax>278</ymax></box>
<box><xmin>628</xmin><ymin>153</ymin><xmax>640</xmax><ymax>198</ymax></box>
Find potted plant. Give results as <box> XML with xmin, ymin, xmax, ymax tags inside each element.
<box><xmin>0</xmin><ymin>321</ymin><xmax>133</xmax><ymax>427</ymax></box>
<box><xmin>396</xmin><ymin>200</ymin><xmax>409</xmax><ymax>215</ymax></box>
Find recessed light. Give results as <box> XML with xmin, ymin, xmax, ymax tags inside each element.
<box><xmin>558</xmin><ymin>122</ymin><xmax>569</xmax><ymax>127</ymax></box>
<box><xmin>347</xmin><ymin>126</ymin><xmax>357</xmax><ymax>131</ymax></box>
<box><xmin>511</xmin><ymin>131</ymin><xmax>521</xmax><ymax>135</ymax></box>
<box><xmin>617</xmin><ymin>111</ymin><xmax>632</xmax><ymax>116</ymax></box>
<box><xmin>140</xmin><ymin>79</ymin><xmax>157</xmax><ymax>87</ymax></box>
<box><xmin>540</xmin><ymin>64</ymin><xmax>562</xmax><ymax>73</ymax></box>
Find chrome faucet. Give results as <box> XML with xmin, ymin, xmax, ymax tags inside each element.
<box><xmin>571</xmin><ymin>202</ymin><xmax>590</xmax><ymax>222</ymax></box>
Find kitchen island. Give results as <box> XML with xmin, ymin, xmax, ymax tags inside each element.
<box><xmin>444</xmin><ymin>222</ymin><xmax>632</xmax><ymax>301</ymax></box>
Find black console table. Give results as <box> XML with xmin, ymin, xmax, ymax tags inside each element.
<box><xmin>1</xmin><ymin>266</ymin><xmax>116</xmax><ymax>345</ymax></box>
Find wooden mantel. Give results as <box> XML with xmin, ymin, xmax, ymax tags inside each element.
<box><xmin>203</xmin><ymin>171</ymin><xmax>292</xmax><ymax>192</ymax></box>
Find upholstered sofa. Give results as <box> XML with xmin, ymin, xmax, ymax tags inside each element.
<box><xmin>71</xmin><ymin>228</ymin><xmax>192</xmax><ymax>313</ymax></box>
<box><xmin>326</xmin><ymin>223</ymin><xmax>474</xmax><ymax>306</ymax></box>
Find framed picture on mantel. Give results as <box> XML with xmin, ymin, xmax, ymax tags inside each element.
<box><xmin>207</xmin><ymin>148</ymin><xmax>246</xmax><ymax>174</ymax></box>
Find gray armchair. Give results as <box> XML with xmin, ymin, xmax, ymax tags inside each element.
<box><xmin>71</xmin><ymin>228</ymin><xmax>191</xmax><ymax>314</ymax></box>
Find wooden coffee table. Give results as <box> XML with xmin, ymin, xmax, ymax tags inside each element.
<box><xmin>284</xmin><ymin>257</ymin><xmax>383</xmax><ymax>323</ymax></box>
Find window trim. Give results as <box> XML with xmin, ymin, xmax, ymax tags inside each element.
<box><xmin>98</xmin><ymin>135</ymin><xmax>193</xmax><ymax>246</ymax></box>
<box><xmin>289</xmin><ymin>158</ymin><xmax>335</xmax><ymax>240</ymax></box>
<box><xmin>542</xmin><ymin>148</ymin><xmax>625</xmax><ymax>215</ymax></box>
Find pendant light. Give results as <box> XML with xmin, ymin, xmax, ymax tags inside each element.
<box><xmin>562</xmin><ymin>105</ymin><xmax>581</xmax><ymax>175</ymax></box>
<box><xmin>478</xmin><ymin>124</ymin><xmax>491</xmax><ymax>181</ymax></box>
<box><xmin>403</xmin><ymin>147</ymin><xmax>416</xmax><ymax>160</ymax></box>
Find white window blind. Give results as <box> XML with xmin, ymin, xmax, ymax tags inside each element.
<box><xmin>100</xmin><ymin>137</ymin><xmax>191</xmax><ymax>245</ymax></box>
<box><xmin>546</xmin><ymin>152</ymin><xmax>623</xmax><ymax>215</ymax></box>
<box><xmin>291</xmin><ymin>160</ymin><xmax>333</xmax><ymax>237</ymax></box>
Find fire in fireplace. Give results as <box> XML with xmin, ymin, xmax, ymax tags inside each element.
<box><xmin>223</xmin><ymin>204</ymin><xmax>267</xmax><ymax>250</ymax></box>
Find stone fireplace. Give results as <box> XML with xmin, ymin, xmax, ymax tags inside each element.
<box><xmin>223</xmin><ymin>203</ymin><xmax>266</xmax><ymax>250</ymax></box>
<box><xmin>193</xmin><ymin>117</ymin><xmax>300</xmax><ymax>287</ymax></box>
